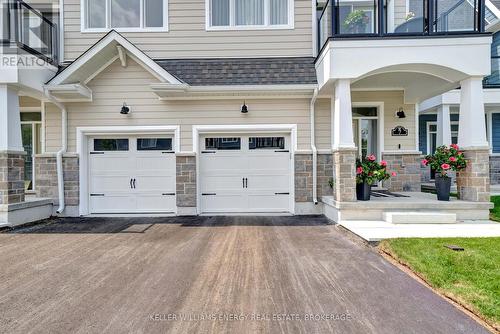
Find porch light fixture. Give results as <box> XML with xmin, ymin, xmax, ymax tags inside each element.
<box><xmin>241</xmin><ymin>101</ymin><xmax>248</xmax><ymax>114</ymax></box>
<box><xmin>120</xmin><ymin>102</ymin><xmax>130</xmax><ymax>115</ymax></box>
<box><xmin>396</xmin><ymin>107</ymin><xmax>406</xmax><ymax>119</ymax></box>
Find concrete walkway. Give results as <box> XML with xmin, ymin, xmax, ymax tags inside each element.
<box><xmin>339</xmin><ymin>220</ymin><xmax>500</xmax><ymax>242</ymax></box>
<box><xmin>0</xmin><ymin>216</ymin><xmax>489</xmax><ymax>334</ymax></box>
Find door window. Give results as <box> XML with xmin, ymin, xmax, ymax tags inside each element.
<box><xmin>94</xmin><ymin>139</ymin><xmax>129</xmax><ymax>151</ymax></box>
<box><xmin>249</xmin><ymin>137</ymin><xmax>285</xmax><ymax>150</ymax></box>
<box><xmin>137</xmin><ymin>138</ymin><xmax>172</xmax><ymax>151</ymax></box>
<box><xmin>205</xmin><ymin>137</ymin><xmax>241</xmax><ymax>150</ymax></box>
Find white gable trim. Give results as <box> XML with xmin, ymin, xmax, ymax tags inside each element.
<box><xmin>48</xmin><ymin>30</ymin><xmax>182</xmax><ymax>86</ymax></box>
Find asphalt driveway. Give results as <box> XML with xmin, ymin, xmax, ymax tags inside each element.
<box><xmin>0</xmin><ymin>216</ymin><xmax>489</xmax><ymax>334</ymax></box>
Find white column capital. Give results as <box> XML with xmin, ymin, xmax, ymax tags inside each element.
<box><xmin>332</xmin><ymin>79</ymin><xmax>355</xmax><ymax>150</ymax></box>
<box><xmin>0</xmin><ymin>85</ymin><xmax>24</xmax><ymax>152</ymax></box>
<box><xmin>458</xmin><ymin>77</ymin><xmax>489</xmax><ymax>149</ymax></box>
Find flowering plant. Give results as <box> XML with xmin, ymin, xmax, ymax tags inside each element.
<box><xmin>356</xmin><ymin>155</ymin><xmax>395</xmax><ymax>185</ymax></box>
<box><xmin>422</xmin><ymin>144</ymin><xmax>467</xmax><ymax>177</ymax></box>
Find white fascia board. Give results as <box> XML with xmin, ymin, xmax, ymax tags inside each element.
<box><xmin>44</xmin><ymin>83</ymin><xmax>93</xmax><ymax>102</ymax></box>
<box><xmin>48</xmin><ymin>31</ymin><xmax>182</xmax><ymax>86</ymax></box>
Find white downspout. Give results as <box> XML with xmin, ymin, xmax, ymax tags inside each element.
<box><xmin>44</xmin><ymin>90</ymin><xmax>67</xmax><ymax>214</ymax></box>
<box><xmin>310</xmin><ymin>88</ymin><xmax>319</xmax><ymax>205</ymax></box>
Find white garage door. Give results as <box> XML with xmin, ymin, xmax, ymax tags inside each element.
<box><xmin>200</xmin><ymin>134</ymin><xmax>292</xmax><ymax>213</ymax></box>
<box><xmin>89</xmin><ymin>137</ymin><xmax>176</xmax><ymax>214</ymax></box>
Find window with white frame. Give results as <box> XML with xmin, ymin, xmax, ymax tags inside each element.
<box><xmin>83</xmin><ymin>0</ymin><xmax>167</xmax><ymax>31</ymax></box>
<box><xmin>208</xmin><ymin>0</ymin><xmax>293</xmax><ymax>29</ymax></box>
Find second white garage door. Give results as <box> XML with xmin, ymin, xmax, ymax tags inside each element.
<box><xmin>89</xmin><ymin>137</ymin><xmax>176</xmax><ymax>214</ymax></box>
<box><xmin>199</xmin><ymin>134</ymin><xmax>292</xmax><ymax>213</ymax></box>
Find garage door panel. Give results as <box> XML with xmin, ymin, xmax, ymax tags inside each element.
<box><xmin>246</xmin><ymin>175</ymin><xmax>290</xmax><ymax>191</ymax></box>
<box><xmin>246</xmin><ymin>155</ymin><xmax>290</xmax><ymax>171</ymax></box>
<box><xmin>201</xmin><ymin>156</ymin><xmax>246</xmax><ymax>171</ymax></box>
<box><xmin>201</xmin><ymin>194</ymin><xmax>246</xmax><ymax>212</ymax></box>
<box><xmin>90</xmin><ymin>195</ymin><xmax>135</xmax><ymax>213</ymax></box>
<box><xmin>136</xmin><ymin>194</ymin><xmax>175</xmax><ymax>213</ymax></box>
<box><xmin>135</xmin><ymin>155</ymin><xmax>175</xmax><ymax>171</ymax></box>
<box><xmin>136</xmin><ymin>175</ymin><xmax>176</xmax><ymax>192</ymax></box>
<box><xmin>248</xmin><ymin>194</ymin><xmax>290</xmax><ymax>212</ymax></box>
<box><xmin>90</xmin><ymin>175</ymin><xmax>132</xmax><ymax>193</ymax></box>
<box><xmin>90</xmin><ymin>155</ymin><xmax>134</xmax><ymax>171</ymax></box>
<box><xmin>201</xmin><ymin>176</ymin><xmax>243</xmax><ymax>192</ymax></box>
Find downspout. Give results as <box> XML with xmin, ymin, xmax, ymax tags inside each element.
<box><xmin>310</xmin><ymin>88</ymin><xmax>319</xmax><ymax>205</ymax></box>
<box><xmin>44</xmin><ymin>90</ymin><xmax>67</xmax><ymax>214</ymax></box>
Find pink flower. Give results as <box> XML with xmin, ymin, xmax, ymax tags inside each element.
<box><xmin>450</xmin><ymin>144</ymin><xmax>459</xmax><ymax>150</ymax></box>
<box><xmin>356</xmin><ymin>167</ymin><xmax>363</xmax><ymax>175</ymax></box>
<box><xmin>380</xmin><ymin>160</ymin><xmax>387</xmax><ymax>167</ymax></box>
<box><xmin>449</xmin><ymin>157</ymin><xmax>457</xmax><ymax>162</ymax></box>
<box><xmin>441</xmin><ymin>163</ymin><xmax>451</xmax><ymax>170</ymax></box>
<box><xmin>391</xmin><ymin>172</ymin><xmax>397</xmax><ymax>177</ymax></box>
<box><xmin>367</xmin><ymin>155</ymin><xmax>376</xmax><ymax>161</ymax></box>
<box><xmin>421</xmin><ymin>159</ymin><xmax>429</xmax><ymax>166</ymax></box>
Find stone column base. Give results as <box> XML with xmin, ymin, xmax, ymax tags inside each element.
<box><xmin>332</xmin><ymin>148</ymin><xmax>357</xmax><ymax>202</ymax></box>
<box><xmin>382</xmin><ymin>152</ymin><xmax>421</xmax><ymax>192</ymax></box>
<box><xmin>35</xmin><ymin>155</ymin><xmax>79</xmax><ymax>206</ymax></box>
<box><xmin>176</xmin><ymin>155</ymin><xmax>196</xmax><ymax>207</ymax></box>
<box><xmin>457</xmin><ymin>148</ymin><xmax>490</xmax><ymax>202</ymax></box>
<box><xmin>0</xmin><ymin>151</ymin><xmax>26</xmax><ymax>205</ymax></box>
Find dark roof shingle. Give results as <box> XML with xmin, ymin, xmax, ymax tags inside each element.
<box><xmin>155</xmin><ymin>57</ymin><xmax>317</xmax><ymax>86</ymax></box>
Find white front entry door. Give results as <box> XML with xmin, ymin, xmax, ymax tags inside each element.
<box><xmin>199</xmin><ymin>135</ymin><xmax>292</xmax><ymax>213</ymax></box>
<box><xmin>88</xmin><ymin>137</ymin><xmax>176</xmax><ymax>214</ymax></box>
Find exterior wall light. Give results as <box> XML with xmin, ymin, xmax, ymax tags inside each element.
<box><xmin>396</xmin><ymin>107</ymin><xmax>406</xmax><ymax>118</ymax></box>
<box><xmin>241</xmin><ymin>101</ymin><xmax>248</xmax><ymax>114</ymax></box>
<box><xmin>121</xmin><ymin>102</ymin><xmax>130</xmax><ymax>115</ymax></box>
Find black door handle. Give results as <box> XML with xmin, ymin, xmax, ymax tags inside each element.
<box><xmin>133</xmin><ymin>178</ymin><xmax>136</xmax><ymax>189</ymax></box>
<box><xmin>242</xmin><ymin>177</ymin><xmax>245</xmax><ymax>188</ymax></box>
<box><xmin>245</xmin><ymin>178</ymin><xmax>248</xmax><ymax>188</ymax></box>
<box><xmin>130</xmin><ymin>178</ymin><xmax>133</xmax><ymax>189</ymax></box>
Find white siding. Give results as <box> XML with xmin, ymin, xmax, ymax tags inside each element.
<box><xmin>63</xmin><ymin>0</ymin><xmax>313</xmax><ymax>61</ymax></box>
<box><xmin>45</xmin><ymin>58</ymin><xmax>312</xmax><ymax>152</ymax></box>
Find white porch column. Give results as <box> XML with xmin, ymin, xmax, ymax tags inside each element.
<box><xmin>331</xmin><ymin>79</ymin><xmax>356</xmax><ymax>202</ymax></box>
<box><xmin>456</xmin><ymin>77</ymin><xmax>490</xmax><ymax>202</ymax></box>
<box><xmin>458</xmin><ymin>77</ymin><xmax>488</xmax><ymax>148</ymax></box>
<box><xmin>332</xmin><ymin>79</ymin><xmax>355</xmax><ymax>149</ymax></box>
<box><xmin>0</xmin><ymin>84</ymin><xmax>23</xmax><ymax>152</ymax></box>
<box><xmin>436</xmin><ymin>104</ymin><xmax>452</xmax><ymax>147</ymax></box>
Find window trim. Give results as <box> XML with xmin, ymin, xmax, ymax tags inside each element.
<box><xmin>81</xmin><ymin>0</ymin><xmax>169</xmax><ymax>33</ymax></box>
<box><xmin>205</xmin><ymin>0</ymin><xmax>294</xmax><ymax>31</ymax></box>
<box><xmin>426</xmin><ymin>121</ymin><xmax>459</xmax><ymax>155</ymax></box>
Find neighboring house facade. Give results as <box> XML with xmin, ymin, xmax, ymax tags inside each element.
<box><xmin>420</xmin><ymin>0</ymin><xmax>500</xmax><ymax>183</ymax></box>
<box><xmin>0</xmin><ymin>0</ymin><xmax>494</xmax><ymax>224</ymax></box>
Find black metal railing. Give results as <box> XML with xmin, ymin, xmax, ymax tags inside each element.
<box><xmin>318</xmin><ymin>0</ymin><xmax>486</xmax><ymax>53</ymax></box>
<box><xmin>1</xmin><ymin>0</ymin><xmax>58</xmax><ymax>65</ymax></box>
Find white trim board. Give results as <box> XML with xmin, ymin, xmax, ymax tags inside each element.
<box><xmin>76</xmin><ymin>125</ymin><xmax>180</xmax><ymax>216</ymax></box>
<box><xmin>192</xmin><ymin>124</ymin><xmax>297</xmax><ymax>215</ymax></box>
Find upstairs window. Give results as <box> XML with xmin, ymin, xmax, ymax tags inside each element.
<box><xmin>208</xmin><ymin>0</ymin><xmax>293</xmax><ymax>30</ymax></box>
<box><xmin>83</xmin><ymin>0</ymin><xmax>168</xmax><ymax>32</ymax></box>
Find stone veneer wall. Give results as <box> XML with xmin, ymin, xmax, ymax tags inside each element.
<box><xmin>490</xmin><ymin>155</ymin><xmax>500</xmax><ymax>185</ymax></box>
<box><xmin>457</xmin><ymin>148</ymin><xmax>490</xmax><ymax>202</ymax></box>
<box><xmin>35</xmin><ymin>156</ymin><xmax>79</xmax><ymax>206</ymax></box>
<box><xmin>317</xmin><ymin>154</ymin><xmax>333</xmax><ymax>198</ymax></box>
<box><xmin>382</xmin><ymin>153</ymin><xmax>421</xmax><ymax>192</ymax></box>
<box><xmin>295</xmin><ymin>154</ymin><xmax>313</xmax><ymax>202</ymax></box>
<box><xmin>0</xmin><ymin>152</ymin><xmax>25</xmax><ymax>204</ymax></box>
<box><xmin>332</xmin><ymin>149</ymin><xmax>357</xmax><ymax>202</ymax></box>
<box><xmin>419</xmin><ymin>155</ymin><xmax>432</xmax><ymax>183</ymax></box>
<box><xmin>176</xmin><ymin>155</ymin><xmax>196</xmax><ymax>207</ymax></box>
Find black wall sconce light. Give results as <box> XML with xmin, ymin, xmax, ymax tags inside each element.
<box><xmin>241</xmin><ymin>101</ymin><xmax>248</xmax><ymax>114</ymax></box>
<box><xmin>120</xmin><ymin>102</ymin><xmax>130</xmax><ymax>115</ymax></box>
<box><xmin>396</xmin><ymin>107</ymin><xmax>406</xmax><ymax>119</ymax></box>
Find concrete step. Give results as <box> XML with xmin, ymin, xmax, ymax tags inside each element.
<box><xmin>383</xmin><ymin>212</ymin><xmax>457</xmax><ymax>224</ymax></box>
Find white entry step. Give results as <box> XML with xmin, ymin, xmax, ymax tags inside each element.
<box><xmin>383</xmin><ymin>212</ymin><xmax>457</xmax><ymax>224</ymax></box>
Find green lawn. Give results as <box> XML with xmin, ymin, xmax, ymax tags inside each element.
<box><xmin>490</xmin><ymin>196</ymin><xmax>500</xmax><ymax>222</ymax></box>
<box><xmin>379</xmin><ymin>238</ymin><xmax>500</xmax><ymax>331</ymax></box>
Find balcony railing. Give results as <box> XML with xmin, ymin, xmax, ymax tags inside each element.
<box><xmin>318</xmin><ymin>0</ymin><xmax>486</xmax><ymax>53</ymax></box>
<box><xmin>1</xmin><ymin>0</ymin><xmax>58</xmax><ymax>65</ymax></box>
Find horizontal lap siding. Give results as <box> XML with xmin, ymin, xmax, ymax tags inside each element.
<box><xmin>63</xmin><ymin>0</ymin><xmax>313</xmax><ymax>61</ymax></box>
<box><xmin>45</xmin><ymin>59</ymin><xmax>311</xmax><ymax>152</ymax></box>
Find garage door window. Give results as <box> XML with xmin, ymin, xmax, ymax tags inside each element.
<box><xmin>94</xmin><ymin>139</ymin><xmax>129</xmax><ymax>151</ymax></box>
<box><xmin>249</xmin><ymin>137</ymin><xmax>285</xmax><ymax>150</ymax></box>
<box><xmin>137</xmin><ymin>138</ymin><xmax>173</xmax><ymax>151</ymax></box>
<box><xmin>205</xmin><ymin>137</ymin><xmax>241</xmax><ymax>150</ymax></box>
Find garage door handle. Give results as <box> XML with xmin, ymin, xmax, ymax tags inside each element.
<box><xmin>130</xmin><ymin>178</ymin><xmax>133</xmax><ymax>189</ymax></box>
<box><xmin>162</xmin><ymin>151</ymin><xmax>175</xmax><ymax>154</ymax></box>
<box><xmin>162</xmin><ymin>193</ymin><xmax>176</xmax><ymax>196</ymax></box>
<box><xmin>90</xmin><ymin>152</ymin><xmax>104</xmax><ymax>154</ymax></box>
<box><xmin>202</xmin><ymin>193</ymin><xmax>216</xmax><ymax>196</ymax></box>
<box><xmin>133</xmin><ymin>178</ymin><xmax>136</xmax><ymax>189</ymax></box>
<box><xmin>275</xmin><ymin>150</ymin><xmax>289</xmax><ymax>153</ymax></box>
<box><xmin>275</xmin><ymin>192</ymin><xmax>290</xmax><ymax>195</ymax></box>
<box><xmin>90</xmin><ymin>193</ymin><xmax>105</xmax><ymax>196</ymax></box>
<box><xmin>201</xmin><ymin>151</ymin><xmax>216</xmax><ymax>154</ymax></box>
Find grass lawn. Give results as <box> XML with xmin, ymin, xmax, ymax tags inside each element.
<box><xmin>490</xmin><ymin>196</ymin><xmax>500</xmax><ymax>222</ymax></box>
<box><xmin>379</xmin><ymin>238</ymin><xmax>500</xmax><ymax>331</ymax></box>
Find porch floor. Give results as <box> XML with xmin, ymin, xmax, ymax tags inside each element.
<box><xmin>338</xmin><ymin>220</ymin><xmax>500</xmax><ymax>242</ymax></box>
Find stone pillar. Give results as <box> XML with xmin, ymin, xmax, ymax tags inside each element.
<box><xmin>176</xmin><ymin>155</ymin><xmax>196</xmax><ymax>213</ymax></box>
<box><xmin>331</xmin><ymin>79</ymin><xmax>357</xmax><ymax>202</ymax></box>
<box><xmin>332</xmin><ymin>148</ymin><xmax>357</xmax><ymax>202</ymax></box>
<box><xmin>294</xmin><ymin>153</ymin><xmax>313</xmax><ymax>202</ymax></box>
<box><xmin>437</xmin><ymin>104</ymin><xmax>452</xmax><ymax>147</ymax></box>
<box><xmin>382</xmin><ymin>152</ymin><xmax>421</xmax><ymax>192</ymax></box>
<box><xmin>0</xmin><ymin>85</ymin><xmax>25</xmax><ymax>205</ymax></box>
<box><xmin>457</xmin><ymin>77</ymin><xmax>490</xmax><ymax>202</ymax></box>
<box><xmin>456</xmin><ymin>148</ymin><xmax>490</xmax><ymax>202</ymax></box>
<box><xmin>317</xmin><ymin>154</ymin><xmax>333</xmax><ymax>198</ymax></box>
<box><xmin>35</xmin><ymin>155</ymin><xmax>79</xmax><ymax>206</ymax></box>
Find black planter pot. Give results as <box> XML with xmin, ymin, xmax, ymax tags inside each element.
<box><xmin>435</xmin><ymin>175</ymin><xmax>451</xmax><ymax>201</ymax></box>
<box><xmin>356</xmin><ymin>182</ymin><xmax>371</xmax><ymax>201</ymax></box>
